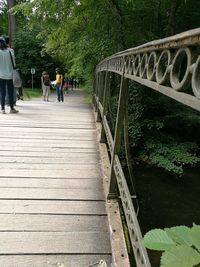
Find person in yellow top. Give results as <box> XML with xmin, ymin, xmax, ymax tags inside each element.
<box><xmin>55</xmin><ymin>68</ymin><xmax>63</xmax><ymax>102</ymax></box>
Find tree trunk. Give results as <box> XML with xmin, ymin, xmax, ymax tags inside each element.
<box><xmin>166</xmin><ymin>0</ymin><xmax>180</xmax><ymax>36</ymax></box>
<box><xmin>7</xmin><ymin>0</ymin><xmax>16</xmax><ymax>47</ymax></box>
<box><xmin>110</xmin><ymin>0</ymin><xmax>126</xmax><ymax>49</ymax></box>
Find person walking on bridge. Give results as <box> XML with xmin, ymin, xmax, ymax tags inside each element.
<box><xmin>0</xmin><ymin>37</ymin><xmax>18</xmax><ymax>114</ymax></box>
<box><xmin>55</xmin><ymin>68</ymin><xmax>64</xmax><ymax>102</ymax></box>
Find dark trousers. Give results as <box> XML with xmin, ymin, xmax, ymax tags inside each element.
<box><xmin>56</xmin><ymin>84</ymin><xmax>63</xmax><ymax>102</ymax></box>
<box><xmin>0</xmin><ymin>79</ymin><xmax>14</xmax><ymax>110</ymax></box>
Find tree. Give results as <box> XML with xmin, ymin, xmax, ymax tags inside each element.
<box><xmin>0</xmin><ymin>0</ymin><xmax>8</xmax><ymax>35</ymax></box>
<box><xmin>7</xmin><ymin>0</ymin><xmax>16</xmax><ymax>46</ymax></box>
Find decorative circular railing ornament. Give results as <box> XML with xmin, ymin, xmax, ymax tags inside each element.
<box><xmin>125</xmin><ymin>57</ymin><xmax>130</xmax><ymax>74</ymax></box>
<box><xmin>116</xmin><ymin>58</ymin><xmax>119</xmax><ymax>71</ymax></box>
<box><xmin>120</xmin><ymin>57</ymin><xmax>125</xmax><ymax>72</ymax></box>
<box><xmin>133</xmin><ymin>54</ymin><xmax>141</xmax><ymax>76</ymax></box>
<box><xmin>147</xmin><ymin>52</ymin><xmax>157</xmax><ymax>81</ymax></box>
<box><xmin>156</xmin><ymin>50</ymin><xmax>171</xmax><ymax>84</ymax></box>
<box><xmin>130</xmin><ymin>55</ymin><xmax>135</xmax><ymax>75</ymax></box>
<box><xmin>170</xmin><ymin>48</ymin><xmax>192</xmax><ymax>91</ymax></box>
<box><xmin>139</xmin><ymin>53</ymin><xmax>148</xmax><ymax>78</ymax></box>
<box><xmin>192</xmin><ymin>56</ymin><xmax>200</xmax><ymax>98</ymax></box>
<box><xmin>114</xmin><ymin>59</ymin><xmax>117</xmax><ymax>71</ymax></box>
<box><xmin>127</xmin><ymin>55</ymin><xmax>134</xmax><ymax>75</ymax></box>
<box><xmin>119</xmin><ymin>58</ymin><xmax>122</xmax><ymax>72</ymax></box>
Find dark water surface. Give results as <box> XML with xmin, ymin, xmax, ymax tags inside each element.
<box><xmin>134</xmin><ymin>165</ymin><xmax>200</xmax><ymax>267</ymax></box>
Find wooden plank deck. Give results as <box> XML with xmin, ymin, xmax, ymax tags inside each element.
<box><xmin>0</xmin><ymin>90</ymin><xmax>111</xmax><ymax>267</ymax></box>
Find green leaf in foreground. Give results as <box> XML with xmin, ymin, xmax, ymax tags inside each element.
<box><xmin>165</xmin><ymin>226</ymin><xmax>192</xmax><ymax>246</ymax></box>
<box><xmin>142</xmin><ymin>229</ymin><xmax>176</xmax><ymax>251</ymax></box>
<box><xmin>190</xmin><ymin>225</ymin><xmax>200</xmax><ymax>252</ymax></box>
<box><xmin>160</xmin><ymin>245</ymin><xmax>200</xmax><ymax>267</ymax></box>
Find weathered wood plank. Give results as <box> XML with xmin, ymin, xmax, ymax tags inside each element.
<box><xmin>0</xmin><ymin>138</ymin><xmax>97</xmax><ymax>145</ymax></box>
<box><xmin>0</xmin><ymin>232</ymin><xmax>111</xmax><ymax>254</ymax></box>
<box><xmin>0</xmin><ymin>214</ymin><xmax>108</xmax><ymax>232</ymax></box>
<box><xmin>0</xmin><ymin>147</ymin><xmax>97</xmax><ymax>153</ymax></box>
<box><xmin>0</xmin><ymin>163</ymin><xmax>99</xmax><ymax>170</ymax></box>
<box><xmin>0</xmin><ymin>178</ymin><xmax>102</xmax><ymax>189</ymax></box>
<box><xmin>0</xmin><ymin>128</ymin><xmax>95</xmax><ymax>135</ymax></box>
<box><xmin>0</xmin><ymin>140</ymin><xmax>97</xmax><ymax>148</ymax></box>
<box><xmin>0</xmin><ymin>169</ymin><xmax>100</xmax><ymax>179</ymax></box>
<box><xmin>0</xmin><ymin>156</ymin><xmax>99</xmax><ymax>164</ymax></box>
<box><xmin>0</xmin><ymin>255</ymin><xmax>111</xmax><ymax>267</ymax></box>
<box><xmin>0</xmin><ymin>123</ymin><xmax>95</xmax><ymax>129</ymax></box>
<box><xmin>0</xmin><ymin>188</ymin><xmax>104</xmax><ymax>200</ymax></box>
<box><xmin>0</xmin><ymin>151</ymin><xmax>98</xmax><ymax>159</ymax></box>
<box><xmin>0</xmin><ymin>200</ymin><xmax>106</xmax><ymax>215</ymax></box>
<box><xmin>0</xmin><ymin>135</ymin><xmax>96</xmax><ymax>141</ymax></box>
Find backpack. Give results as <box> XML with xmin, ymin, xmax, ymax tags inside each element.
<box><xmin>43</xmin><ymin>75</ymin><xmax>50</xmax><ymax>86</ymax></box>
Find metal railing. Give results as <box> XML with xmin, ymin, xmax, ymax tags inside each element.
<box><xmin>93</xmin><ymin>28</ymin><xmax>200</xmax><ymax>267</ymax></box>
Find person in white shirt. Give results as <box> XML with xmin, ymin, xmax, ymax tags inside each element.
<box><xmin>0</xmin><ymin>36</ymin><xmax>18</xmax><ymax>114</ymax></box>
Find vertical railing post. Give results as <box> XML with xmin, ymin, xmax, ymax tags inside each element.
<box><xmin>96</xmin><ymin>71</ymin><xmax>105</xmax><ymax>122</ymax></box>
<box><xmin>93</xmin><ymin>75</ymin><xmax>97</xmax><ymax>108</ymax></box>
<box><xmin>94</xmin><ymin>72</ymin><xmax>100</xmax><ymax>112</ymax></box>
<box><xmin>108</xmin><ymin>60</ymin><xmax>128</xmax><ymax>198</ymax></box>
<box><xmin>100</xmin><ymin>66</ymin><xmax>111</xmax><ymax>143</ymax></box>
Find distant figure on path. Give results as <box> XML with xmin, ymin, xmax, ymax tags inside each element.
<box><xmin>69</xmin><ymin>77</ymin><xmax>74</xmax><ymax>90</ymax></box>
<box><xmin>55</xmin><ymin>68</ymin><xmax>63</xmax><ymax>102</ymax></box>
<box><xmin>76</xmin><ymin>78</ymin><xmax>80</xmax><ymax>88</ymax></box>
<box><xmin>63</xmin><ymin>76</ymin><xmax>69</xmax><ymax>95</ymax></box>
<box><xmin>74</xmin><ymin>79</ymin><xmax>77</xmax><ymax>88</ymax></box>
<box><xmin>41</xmin><ymin>71</ymin><xmax>51</xmax><ymax>101</ymax></box>
<box><xmin>0</xmin><ymin>37</ymin><xmax>18</xmax><ymax>114</ymax></box>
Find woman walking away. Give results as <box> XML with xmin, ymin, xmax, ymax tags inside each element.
<box><xmin>41</xmin><ymin>71</ymin><xmax>51</xmax><ymax>101</ymax></box>
<box><xmin>0</xmin><ymin>37</ymin><xmax>18</xmax><ymax>114</ymax></box>
<box><xmin>55</xmin><ymin>68</ymin><xmax>63</xmax><ymax>102</ymax></box>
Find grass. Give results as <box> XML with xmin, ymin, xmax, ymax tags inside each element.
<box><xmin>23</xmin><ymin>87</ymin><xmax>42</xmax><ymax>99</ymax></box>
<box><xmin>81</xmin><ymin>85</ymin><xmax>92</xmax><ymax>104</ymax></box>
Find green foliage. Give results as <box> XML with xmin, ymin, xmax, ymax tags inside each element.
<box><xmin>0</xmin><ymin>1</ymin><xmax>8</xmax><ymax>35</ymax></box>
<box><xmin>143</xmin><ymin>225</ymin><xmax>200</xmax><ymax>267</ymax></box>
<box><xmin>190</xmin><ymin>225</ymin><xmax>200</xmax><ymax>252</ymax></box>
<box><xmin>139</xmin><ymin>139</ymin><xmax>200</xmax><ymax>175</ymax></box>
<box><xmin>82</xmin><ymin>81</ymin><xmax>92</xmax><ymax>104</ymax></box>
<box><xmin>14</xmin><ymin>26</ymin><xmax>57</xmax><ymax>85</ymax></box>
<box><xmin>143</xmin><ymin>229</ymin><xmax>176</xmax><ymax>251</ymax></box>
<box><xmin>161</xmin><ymin>245</ymin><xmax>200</xmax><ymax>267</ymax></box>
<box><xmin>124</xmin><ymin>84</ymin><xmax>200</xmax><ymax>175</ymax></box>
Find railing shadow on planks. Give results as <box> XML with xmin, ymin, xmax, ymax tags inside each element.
<box><xmin>93</xmin><ymin>28</ymin><xmax>200</xmax><ymax>267</ymax></box>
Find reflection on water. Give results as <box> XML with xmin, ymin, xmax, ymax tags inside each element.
<box><xmin>134</xmin><ymin>165</ymin><xmax>200</xmax><ymax>267</ymax></box>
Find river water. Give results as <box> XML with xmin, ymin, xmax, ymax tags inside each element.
<box><xmin>134</xmin><ymin>165</ymin><xmax>200</xmax><ymax>266</ymax></box>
